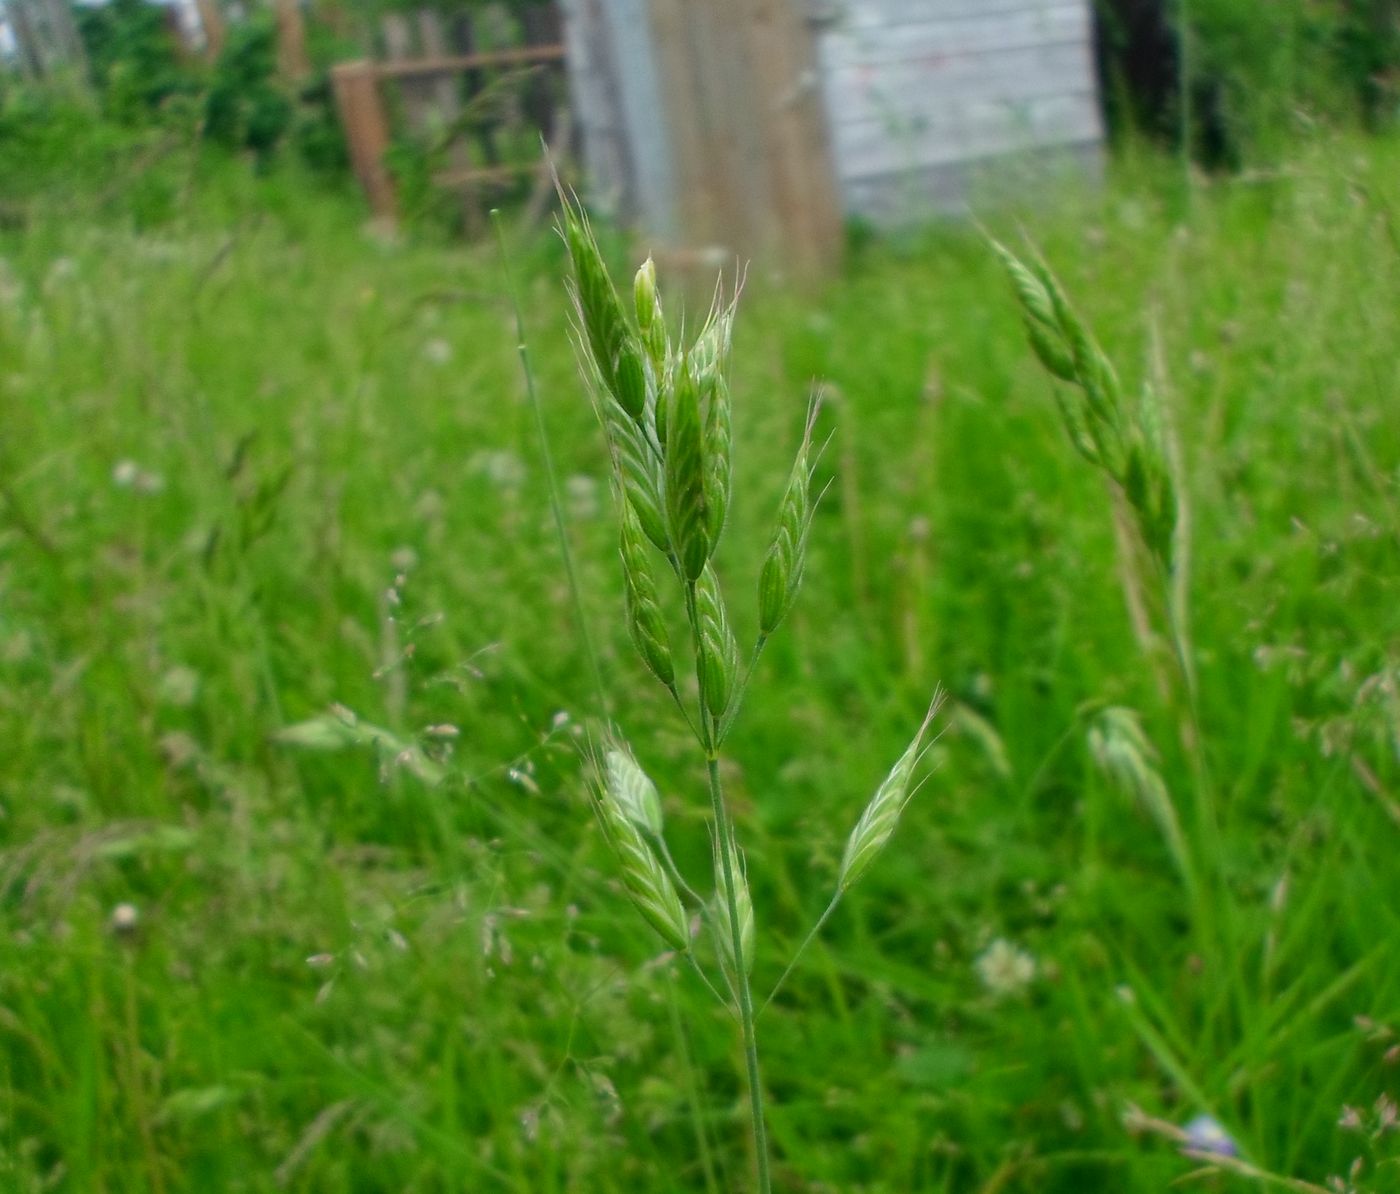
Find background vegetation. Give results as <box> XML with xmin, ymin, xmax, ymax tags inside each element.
<box><xmin>2</xmin><ymin>5</ymin><xmax>1400</xmax><ymax>1191</ymax></box>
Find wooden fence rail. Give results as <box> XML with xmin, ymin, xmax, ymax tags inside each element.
<box><xmin>331</xmin><ymin>41</ymin><xmax>567</xmax><ymax>226</ymax></box>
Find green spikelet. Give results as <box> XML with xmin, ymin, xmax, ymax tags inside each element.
<box><xmin>838</xmin><ymin>698</ymin><xmax>942</xmax><ymax>893</ymax></box>
<box><xmin>703</xmin><ymin>373</ymin><xmax>732</xmax><ymax>546</ymax></box>
<box><xmin>604</xmin><ymin>743</ymin><xmax>664</xmax><ymax>837</ymax></box>
<box><xmin>694</xmin><ymin>563</ymin><xmax>738</xmax><ymax>719</ymax></box>
<box><xmin>619</xmin><ymin>499</ymin><xmax>676</xmax><ymax>690</ymax></box>
<box><xmin>562</xmin><ymin>212</ymin><xmax>646</xmax><ymax>421</ymax></box>
<box><xmin>758</xmin><ymin>414</ymin><xmax>816</xmax><ymax>638</ymax></box>
<box><xmin>664</xmin><ymin>362</ymin><xmax>712</xmax><ymax>581</ymax></box>
<box><xmin>991</xmin><ymin>239</ymin><xmax>1076</xmax><ymax>383</ymax></box>
<box><xmin>594</xmin><ymin>773</ymin><xmax>689</xmax><ymax>953</ymax></box>
<box><xmin>634</xmin><ymin>257</ymin><xmax>667</xmax><ymax>366</ymax></box>
<box><xmin>710</xmin><ymin>828</ymin><xmax>754</xmax><ymax>981</ymax></box>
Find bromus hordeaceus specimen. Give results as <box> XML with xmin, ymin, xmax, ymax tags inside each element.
<box><xmin>560</xmin><ymin>200</ymin><xmax>942</xmax><ymax>1193</ymax></box>
<box><xmin>991</xmin><ymin>239</ymin><xmax>1222</xmax><ymax>926</ymax></box>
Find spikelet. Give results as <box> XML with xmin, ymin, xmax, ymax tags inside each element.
<box><xmin>993</xmin><ymin>238</ymin><xmax>1177</xmax><ymax>573</ymax></box>
<box><xmin>664</xmin><ymin>360</ymin><xmax>713</xmax><ymax>581</ymax></box>
<box><xmin>619</xmin><ymin>498</ymin><xmax>676</xmax><ymax>690</ymax></box>
<box><xmin>604</xmin><ymin>743</ymin><xmax>664</xmax><ymax>836</ymax></box>
<box><xmin>562</xmin><ymin>209</ymin><xmax>647</xmax><ymax>423</ymax></box>
<box><xmin>694</xmin><ymin>563</ymin><xmax>739</xmax><ymax>719</ymax></box>
<box><xmin>633</xmin><ymin>257</ymin><xmax>666</xmax><ymax>365</ymax></box>
<box><xmin>758</xmin><ymin>404</ymin><xmax>819</xmax><ymax>638</ymax></box>
<box><xmin>1087</xmin><ymin>707</ymin><xmax>1190</xmax><ymax>885</ymax></box>
<box><xmin>594</xmin><ymin>770</ymin><xmax>689</xmax><ymax>953</ymax></box>
<box><xmin>837</xmin><ymin>696</ymin><xmax>944</xmax><ymax>893</ymax></box>
<box><xmin>989</xmin><ymin>239</ymin><xmax>1075</xmax><ymax>382</ymax></box>
<box><xmin>710</xmin><ymin>828</ymin><xmax>755</xmax><ymax>980</ymax></box>
<box><xmin>702</xmin><ymin>372</ymin><xmax>732</xmax><ymax>547</ymax></box>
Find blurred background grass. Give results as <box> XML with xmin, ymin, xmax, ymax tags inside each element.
<box><xmin>2</xmin><ymin>25</ymin><xmax>1400</xmax><ymax>1189</ymax></box>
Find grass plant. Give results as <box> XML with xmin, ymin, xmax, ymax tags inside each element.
<box><xmin>0</xmin><ymin>133</ymin><xmax>1397</xmax><ymax>1190</ymax></box>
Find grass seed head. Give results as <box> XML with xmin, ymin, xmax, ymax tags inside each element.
<box><xmin>694</xmin><ymin>563</ymin><xmax>739</xmax><ymax>719</ymax></box>
<box><xmin>839</xmin><ymin>696</ymin><xmax>944</xmax><ymax>892</ymax></box>
<box><xmin>758</xmin><ymin>422</ymin><xmax>816</xmax><ymax>638</ymax></box>
<box><xmin>563</xmin><ymin>211</ymin><xmax>645</xmax><ymax>421</ymax></box>
<box><xmin>604</xmin><ymin>744</ymin><xmax>664</xmax><ymax>836</ymax></box>
<box><xmin>664</xmin><ymin>361</ymin><xmax>713</xmax><ymax>581</ymax></box>
<box><xmin>1087</xmin><ymin>706</ymin><xmax>1190</xmax><ymax>883</ymax></box>
<box><xmin>633</xmin><ymin>257</ymin><xmax>666</xmax><ymax>363</ymax></box>
<box><xmin>702</xmin><ymin>372</ymin><xmax>732</xmax><ymax>547</ymax></box>
<box><xmin>594</xmin><ymin>773</ymin><xmax>689</xmax><ymax>953</ymax></box>
<box><xmin>619</xmin><ymin>499</ymin><xmax>676</xmax><ymax>690</ymax></box>
<box><xmin>711</xmin><ymin>829</ymin><xmax>755</xmax><ymax>980</ymax></box>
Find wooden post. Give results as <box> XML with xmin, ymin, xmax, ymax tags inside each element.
<box><xmin>331</xmin><ymin>62</ymin><xmax>397</xmax><ymax>221</ymax></box>
<box><xmin>5</xmin><ymin>0</ymin><xmax>46</xmax><ymax>80</ymax></box>
<box><xmin>275</xmin><ymin>0</ymin><xmax>310</xmax><ymax>82</ymax></box>
<box><xmin>193</xmin><ymin>0</ymin><xmax>225</xmax><ymax>60</ymax></box>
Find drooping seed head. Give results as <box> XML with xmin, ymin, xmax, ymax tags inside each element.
<box><xmin>594</xmin><ymin>774</ymin><xmax>689</xmax><ymax>953</ymax></box>
<box><xmin>838</xmin><ymin>695</ymin><xmax>944</xmax><ymax>892</ymax></box>
<box><xmin>604</xmin><ymin>743</ymin><xmax>664</xmax><ymax>836</ymax></box>
<box><xmin>710</xmin><ymin>828</ymin><xmax>754</xmax><ymax>980</ymax></box>
<box><xmin>1087</xmin><ymin>706</ymin><xmax>1190</xmax><ymax>885</ymax></box>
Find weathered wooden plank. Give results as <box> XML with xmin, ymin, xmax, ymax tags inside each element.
<box><xmin>375</xmin><ymin>44</ymin><xmax>565</xmax><ymax>78</ymax></box>
<box><xmin>832</xmin><ymin>89</ymin><xmax>1101</xmax><ymax>178</ymax></box>
<box><xmin>823</xmin><ymin>39</ymin><xmax>1096</xmax><ymax>128</ymax></box>
<box><xmin>819</xmin><ymin>3</ymin><xmax>1089</xmax><ymax>67</ymax></box>
<box><xmin>837</xmin><ymin>0</ymin><xmax>1082</xmax><ymax>29</ymax></box>
<box><xmin>331</xmin><ymin>61</ymin><xmax>397</xmax><ymax>219</ymax></box>
<box><xmin>842</xmin><ymin>137</ymin><xmax>1101</xmax><ymax>222</ymax></box>
<box><xmin>603</xmin><ymin>0</ymin><xmax>676</xmax><ymax>237</ymax></box>
<box><xmin>747</xmin><ymin>0</ymin><xmax>843</xmax><ymax>275</ymax></box>
<box><xmin>559</xmin><ymin>0</ymin><xmax>631</xmax><ymax>212</ymax></box>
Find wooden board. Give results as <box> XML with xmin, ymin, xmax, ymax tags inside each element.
<box><xmin>820</xmin><ymin>4</ymin><xmax>1089</xmax><ymax>68</ymax></box>
<box><xmin>834</xmin><ymin>91</ymin><xmax>1101</xmax><ymax>178</ymax></box>
<box><xmin>816</xmin><ymin>0</ymin><xmax>1102</xmax><ymax>223</ymax></box>
<box><xmin>825</xmin><ymin>41</ymin><xmax>1098</xmax><ymax>129</ymax></box>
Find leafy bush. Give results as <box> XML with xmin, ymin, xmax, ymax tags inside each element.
<box><xmin>1097</xmin><ymin>0</ymin><xmax>1400</xmax><ymax>164</ymax></box>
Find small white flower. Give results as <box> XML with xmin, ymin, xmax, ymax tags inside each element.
<box><xmin>975</xmin><ymin>938</ymin><xmax>1036</xmax><ymax>998</ymax></box>
<box><xmin>468</xmin><ymin>450</ymin><xmax>526</xmax><ymax>490</ymax></box>
<box><xmin>109</xmin><ymin>902</ymin><xmax>140</xmax><ymax>934</ymax></box>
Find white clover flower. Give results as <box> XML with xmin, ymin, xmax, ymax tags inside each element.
<box><xmin>975</xmin><ymin>938</ymin><xmax>1036</xmax><ymax>998</ymax></box>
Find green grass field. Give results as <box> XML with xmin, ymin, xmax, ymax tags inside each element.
<box><xmin>2</xmin><ymin>133</ymin><xmax>1399</xmax><ymax>1191</ymax></box>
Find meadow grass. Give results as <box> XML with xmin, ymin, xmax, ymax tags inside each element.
<box><xmin>1</xmin><ymin>135</ymin><xmax>1398</xmax><ymax>1191</ymax></box>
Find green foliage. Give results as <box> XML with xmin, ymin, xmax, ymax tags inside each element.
<box><xmin>75</xmin><ymin>0</ymin><xmax>194</xmax><ymax>122</ymax></box>
<box><xmin>1099</xmin><ymin>0</ymin><xmax>1400</xmax><ymax>165</ymax></box>
<box><xmin>203</xmin><ymin>19</ymin><xmax>293</xmax><ymax>164</ymax></box>
<box><xmin>1</xmin><ymin>134</ymin><xmax>1400</xmax><ymax>1192</ymax></box>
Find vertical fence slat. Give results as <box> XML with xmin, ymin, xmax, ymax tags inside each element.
<box><xmin>331</xmin><ymin>62</ymin><xmax>397</xmax><ymax>220</ymax></box>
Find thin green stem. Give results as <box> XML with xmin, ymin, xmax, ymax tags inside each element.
<box><xmin>656</xmin><ymin>833</ymin><xmax>705</xmax><ymax>909</ymax></box>
<box><xmin>492</xmin><ymin>210</ymin><xmax>609</xmax><ymax>721</ymax></box>
<box><xmin>684</xmin><ymin>950</ymin><xmax>735</xmax><ymax>1016</ymax></box>
<box><xmin>759</xmin><ymin>892</ymin><xmax>841</xmax><ymax>1017</ymax></box>
<box><xmin>707</xmin><ymin>754</ymin><xmax>771</xmax><ymax>1194</ymax></box>
<box><xmin>716</xmin><ymin>634</ymin><xmax>768</xmax><ymax>745</ymax></box>
<box><xmin>667</xmin><ymin>985</ymin><xmax>723</xmax><ymax>1194</ymax></box>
